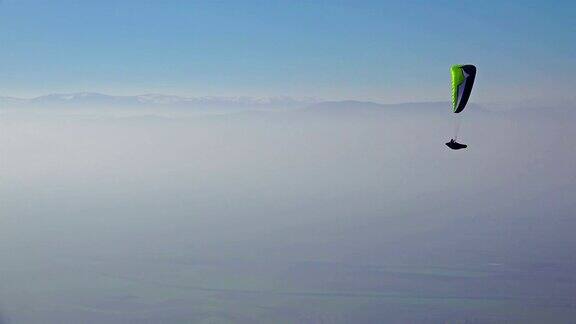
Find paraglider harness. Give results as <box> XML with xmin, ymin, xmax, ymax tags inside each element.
<box><xmin>445</xmin><ymin>139</ymin><xmax>467</xmax><ymax>150</ymax></box>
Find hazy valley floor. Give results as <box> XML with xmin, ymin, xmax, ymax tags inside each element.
<box><xmin>1</xmin><ymin>104</ymin><xmax>575</xmax><ymax>323</ymax></box>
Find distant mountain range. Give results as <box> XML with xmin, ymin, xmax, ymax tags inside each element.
<box><xmin>0</xmin><ymin>92</ymin><xmax>572</xmax><ymax>118</ymax></box>
<box><xmin>0</xmin><ymin>92</ymin><xmax>476</xmax><ymax>114</ymax></box>
<box><xmin>0</xmin><ymin>92</ymin><xmax>319</xmax><ymax>111</ymax></box>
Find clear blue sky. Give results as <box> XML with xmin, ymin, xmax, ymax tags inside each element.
<box><xmin>0</xmin><ymin>0</ymin><xmax>574</xmax><ymax>103</ymax></box>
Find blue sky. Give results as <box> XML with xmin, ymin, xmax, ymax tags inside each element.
<box><xmin>0</xmin><ymin>0</ymin><xmax>574</xmax><ymax>103</ymax></box>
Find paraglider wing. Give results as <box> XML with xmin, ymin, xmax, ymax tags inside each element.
<box><xmin>451</xmin><ymin>64</ymin><xmax>476</xmax><ymax>113</ymax></box>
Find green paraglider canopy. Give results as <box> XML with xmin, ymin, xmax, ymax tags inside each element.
<box><xmin>451</xmin><ymin>64</ymin><xmax>476</xmax><ymax>113</ymax></box>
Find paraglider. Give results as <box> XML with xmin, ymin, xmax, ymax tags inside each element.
<box><xmin>446</xmin><ymin>64</ymin><xmax>476</xmax><ymax>150</ymax></box>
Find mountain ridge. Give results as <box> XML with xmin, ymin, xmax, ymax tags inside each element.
<box><xmin>1</xmin><ymin>92</ymin><xmax>573</xmax><ymax>117</ymax></box>
<box><xmin>0</xmin><ymin>92</ymin><xmax>319</xmax><ymax>111</ymax></box>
